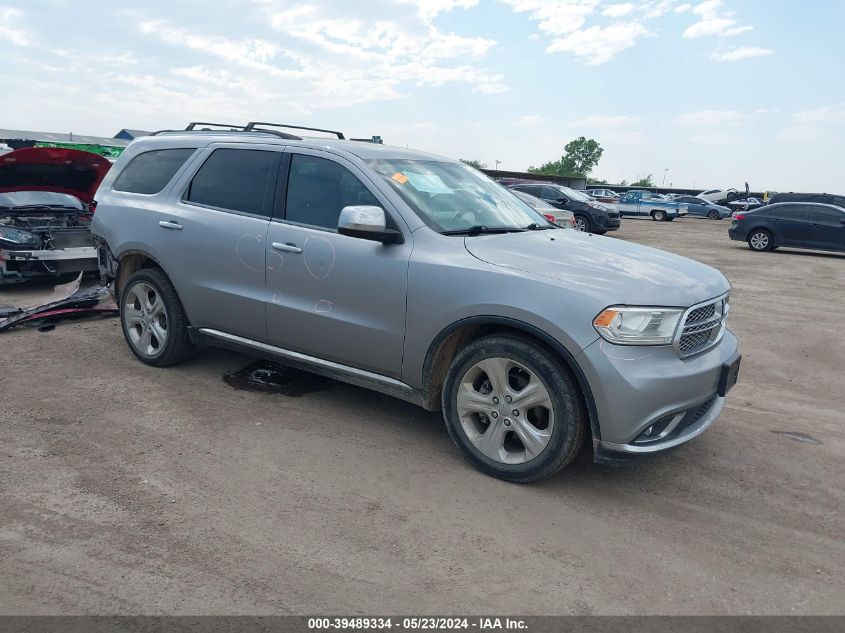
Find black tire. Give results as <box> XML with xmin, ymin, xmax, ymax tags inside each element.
<box><xmin>574</xmin><ymin>214</ymin><xmax>591</xmax><ymax>232</ymax></box>
<box><xmin>666</xmin><ymin>216</ymin><xmax>676</xmax><ymax>222</ymax></box>
<box><xmin>442</xmin><ymin>334</ymin><xmax>587</xmax><ymax>483</ymax></box>
<box><xmin>651</xmin><ymin>210</ymin><xmax>666</xmax><ymax>221</ymax></box>
<box><xmin>592</xmin><ymin>229</ymin><xmax>607</xmax><ymax>235</ymax></box>
<box><xmin>708</xmin><ymin>210</ymin><xmax>720</xmax><ymax>220</ymax></box>
<box><xmin>747</xmin><ymin>229</ymin><xmax>774</xmax><ymax>252</ymax></box>
<box><xmin>120</xmin><ymin>268</ymin><xmax>196</xmax><ymax>367</ymax></box>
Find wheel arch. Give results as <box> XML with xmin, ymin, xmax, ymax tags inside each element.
<box><xmin>421</xmin><ymin>316</ymin><xmax>601</xmax><ymax>441</ymax></box>
<box><xmin>114</xmin><ymin>249</ymin><xmax>172</xmax><ymax>299</ymax></box>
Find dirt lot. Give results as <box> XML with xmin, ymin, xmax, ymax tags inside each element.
<box><xmin>1</xmin><ymin>218</ymin><xmax>843</xmax><ymax>615</ymax></box>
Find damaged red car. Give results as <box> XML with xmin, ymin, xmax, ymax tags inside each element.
<box><xmin>0</xmin><ymin>147</ymin><xmax>111</xmax><ymax>282</ymax></box>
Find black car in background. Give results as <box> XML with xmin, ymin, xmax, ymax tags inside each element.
<box><xmin>768</xmin><ymin>192</ymin><xmax>845</xmax><ymax>208</ymax></box>
<box><xmin>508</xmin><ymin>183</ymin><xmax>620</xmax><ymax>234</ymax></box>
<box><xmin>728</xmin><ymin>202</ymin><xmax>845</xmax><ymax>253</ymax></box>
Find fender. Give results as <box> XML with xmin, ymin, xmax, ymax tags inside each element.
<box><xmin>422</xmin><ymin>315</ymin><xmax>602</xmax><ymax>441</ymax></box>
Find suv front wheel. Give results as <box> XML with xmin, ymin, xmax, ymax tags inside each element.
<box><xmin>442</xmin><ymin>334</ymin><xmax>586</xmax><ymax>483</ymax></box>
<box><xmin>120</xmin><ymin>268</ymin><xmax>196</xmax><ymax>367</ymax></box>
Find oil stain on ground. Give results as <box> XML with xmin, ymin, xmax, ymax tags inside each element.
<box><xmin>224</xmin><ymin>361</ymin><xmax>334</xmax><ymax>396</ymax></box>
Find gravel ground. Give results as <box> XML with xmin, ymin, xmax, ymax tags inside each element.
<box><xmin>1</xmin><ymin>218</ymin><xmax>843</xmax><ymax>615</ymax></box>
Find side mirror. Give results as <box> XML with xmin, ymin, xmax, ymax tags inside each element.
<box><xmin>557</xmin><ymin>197</ymin><xmax>568</xmax><ymax>205</ymax></box>
<box><xmin>337</xmin><ymin>206</ymin><xmax>402</xmax><ymax>244</ymax></box>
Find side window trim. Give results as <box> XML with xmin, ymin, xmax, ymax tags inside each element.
<box><xmin>179</xmin><ymin>145</ymin><xmax>283</xmax><ymax>220</ymax></box>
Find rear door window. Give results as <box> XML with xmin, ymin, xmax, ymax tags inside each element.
<box><xmin>114</xmin><ymin>148</ymin><xmax>196</xmax><ymax>194</ymax></box>
<box><xmin>186</xmin><ymin>148</ymin><xmax>278</xmax><ymax>217</ymax></box>
<box><xmin>768</xmin><ymin>204</ymin><xmax>809</xmax><ymax>221</ymax></box>
<box><xmin>541</xmin><ymin>187</ymin><xmax>562</xmax><ymax>201</ymax></box>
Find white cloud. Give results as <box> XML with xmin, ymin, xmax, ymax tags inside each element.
<box><xmin>683</xmin><ymin>0</ymin><xmax>753</xmax><ymax>38</ymax></box>
<box><xmin>514</xmin><ymin>115</ymin><xmax>545</xmax><ymax>127</ymax></box>
<box><xmin>675</xmin><ymin>109</ymin><xmax>746</xmax><ymax>126</ymax></box>
<box><xmin>674</xmin><ymin>3</ymin><xmax>692</xmax><ymax>13</ymax></box>
<box><xmin>778</xmin><ymin>104</ymin><xmax>845</xmax><ymax>142</ymax></box>
<box><xmin>546</xmin><ymin>22</ymin><xmax>651</xmax><ymax>65</ymax></box>
<box><xmin>570</xmin><ymin>114</ymin><xmax>639</xmax><ymax>128</ymax></box>
<box><xmin>602</xmin><ymin>3</ymin><xmax>635</xmax><ymax>18</ymax></box>
<box><xmin>709</xmin><ymin>46</ymin><xmax>772</xmax><ymax>62</ymax></box>
<box><xmin>0</xmin><ymin>7</ymin><xmax>29</xmax><ymax>46</ymax></box>
<box><xmin>501</xmin><ymin>0</ymin><xmax>601</xmax><ymax>35</ymax></box>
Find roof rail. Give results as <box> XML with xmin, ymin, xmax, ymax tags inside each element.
<box><xmin>245</xmin><ymin>121</ymin><xmax>345</xmax><ymax>140</ymax></box>
<box><xmin>186</xmin><ymin>122</ymin><xmax>247</xmax><ymax>131</ymax></box>
<box><xmin>149</xmin><ymin>123</ymin><xmax>302</xmax><ymax>141</ymax></box>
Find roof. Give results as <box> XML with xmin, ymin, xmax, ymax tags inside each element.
<box><xmin>0</xmin><ymin>129</ymin><xmax>130</xmax><ymax>147</ymax></box>
<box><xmin>132</xmin><ymin>131</ymin><xmax>449</xmax><ymax>162</ymax></box>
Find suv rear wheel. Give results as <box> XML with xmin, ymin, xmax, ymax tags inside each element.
<box><xmin>120</xmin><ymin>268</ymin><xmax>195</xmax><ymax>366</ymax></box>
<box><xmin>442</xmin><ymin>334</ymin><xmax>586</xmax><ymax>483</ymax></box>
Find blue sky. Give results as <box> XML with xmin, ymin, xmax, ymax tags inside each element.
<box><xmin>2</xmin><ymin>0</ymin><xmax>844</xmax><ymax>191</ymax></box>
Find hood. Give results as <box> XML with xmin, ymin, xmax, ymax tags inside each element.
<box><xmin>0</xmin><ymin>190</ymin><xmax>85</xmax><ymax>211</ymax></box>
<box><xmin>464</xmin><ymin>230</ymin><xmax>730</xmax><ymax>307</ymax></box>
<box><xmin>0</xmin><ymin>147</ymin><xmax>112</xmax><ymax>205</ymax></box>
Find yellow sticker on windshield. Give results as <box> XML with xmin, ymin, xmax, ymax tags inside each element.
<box><xmin>391</xmin><ymin>172</ymin><xmax>409</xmax><ymax>184</ymax></box>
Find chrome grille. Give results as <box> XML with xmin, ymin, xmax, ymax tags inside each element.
<box><xmin>675</xmin><ymin>295</ymin><xmax>729</xmax><ymax>358</ymax></box>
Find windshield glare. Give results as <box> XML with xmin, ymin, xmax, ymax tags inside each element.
<box><xmin>367</xmin><ymin>159</ymin><xmax>546</xmax><ymax>232</ymax></box>
<box><xmin>559</xmin><ymin>186</ymin><xmax>591</xmax><ymax>202</ymax></box>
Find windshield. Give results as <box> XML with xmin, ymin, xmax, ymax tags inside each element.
<box><xmin>367</xmin><ymin>159</ymin><xmax>546</xmax><ymax>232</ymax></box>
<box><xmin>511</xmin><ymin>189</ymin><xmax>556</xmax><ymax>211</ymax></box>
<box><xmin>555</xmin><ymin>186</ymin><xmax>591</xmax><ymax>202</ymax></box>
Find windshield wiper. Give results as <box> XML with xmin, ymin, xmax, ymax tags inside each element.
<box><xmin>525</xmin><ymin>223</ymin><xmax>556</xmax><ymax>230</ymax></box>
<box><xmin>441</xmin><ymin>225</ymin><xmax>526</xmax><ymax>236</ymax></box>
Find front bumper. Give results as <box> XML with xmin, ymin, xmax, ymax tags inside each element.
<box><xmin>0</xmin><ymin>246</ymin><xmax>98</xmax><ymax>280</ymax></box>
<box><xmin>577</xmin><ymin>329</ymin><xmax>740</xmax><ymax>457</ymax></box>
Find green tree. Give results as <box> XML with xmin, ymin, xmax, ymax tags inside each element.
<box><xmin>630</xmin><ymin>173</ymin><xmax>655</xmax><ymax>187</ymax></box>
<box><xmin>587</xmin><ymin>177</ymin><xmax>609</xmax><ymax>185</ymax></box>
<box><xmin>459</xmin><ymin>158</ymin><xmax>487</xmax><ymax>169</ymax></box>
<box><xmin>527</xmin><ymin>137</ymin><xmax>604</xmax><ymax>177</ymax></box>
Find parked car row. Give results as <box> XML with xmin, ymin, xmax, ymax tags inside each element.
<box><xmin>508</xmin><ymin>183</ymin><xmax>620</xmax><ymax>233</ymax></box>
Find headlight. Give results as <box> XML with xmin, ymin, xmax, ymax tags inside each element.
<box><xmin>0</xmin><ymin>225</ymin><xmax>40</xmax><ymax>248</ymax></box>
<box><xmin>593</xmin><ymin>306</ymin><xmax>684</xmax><ymax>345</ymax></box>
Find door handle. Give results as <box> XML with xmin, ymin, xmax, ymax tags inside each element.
<box><xmin>272</xmin><ymin>242</ymin><xmax>303</xmax><ymax>254</ymax></box>
<box><xmin>158</xmin><ymin>220</ymin><xmax>183</xmax><ymax>230</ymax></box>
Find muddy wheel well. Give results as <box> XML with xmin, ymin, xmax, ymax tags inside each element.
<box><xmin>115</xmin><ymin>253</ymin><xmax>162</xmax><ymax>299</ymax></box>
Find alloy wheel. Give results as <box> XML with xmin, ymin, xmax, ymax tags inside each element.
<box><xmin>749</xmin><ymin>232</ymin><xmax>769</xmax><ymax>251</ymax></box>
<box><xmin>456</xmin><ymin>357</ymin><xmax>554</xmax><ymax>464</ymax></box>
<box><xmin>574</xmin><ymin>216</ymin><xmax>588</xmax><ymax>232</ymax></box>
<box><xmin>123</xmin><ymin>282</ymin><xmax>168</xmax><ymax>356</ymax></box>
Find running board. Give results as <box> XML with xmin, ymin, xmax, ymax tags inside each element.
<box><xmin>196</xmin><ymin>328</ymin><xmax>424</xmax><ymax>407</ymax></box>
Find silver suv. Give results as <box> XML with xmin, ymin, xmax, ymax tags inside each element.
<box><xmin>92</xmin><ymin>122</ymin><xmax>741</xmax><ymax>482</ymax></box>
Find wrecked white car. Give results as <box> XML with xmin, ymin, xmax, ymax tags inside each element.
<box><xmin>0</xmin><ymin>147</ymin><xmax>110</xmax><ymax>283</ymax></box>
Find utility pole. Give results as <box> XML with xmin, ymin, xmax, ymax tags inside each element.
<box><xmin>662</xmin><ymin>168</ymin><xmax>669</xmax><ymax>187</ymax></box>
<box><xmin>495</xmin><ymin>160</ymin><xmax>501</xmax><ymax>171</ymax></box>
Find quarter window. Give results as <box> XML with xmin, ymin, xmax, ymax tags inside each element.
<box><xmin>186</xmin><ymin>149</ymin><xmax>278</xmax><ymax>217</ymax></box>
<box><xmin>285</xmin><ymin>154</ymin><xmax>380</xmax><ymax>230</ymax></box>
<box><xmin>114</xmin><ymin>148</ymin><xmax>196</xmax><ymax>194</ymax></box>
